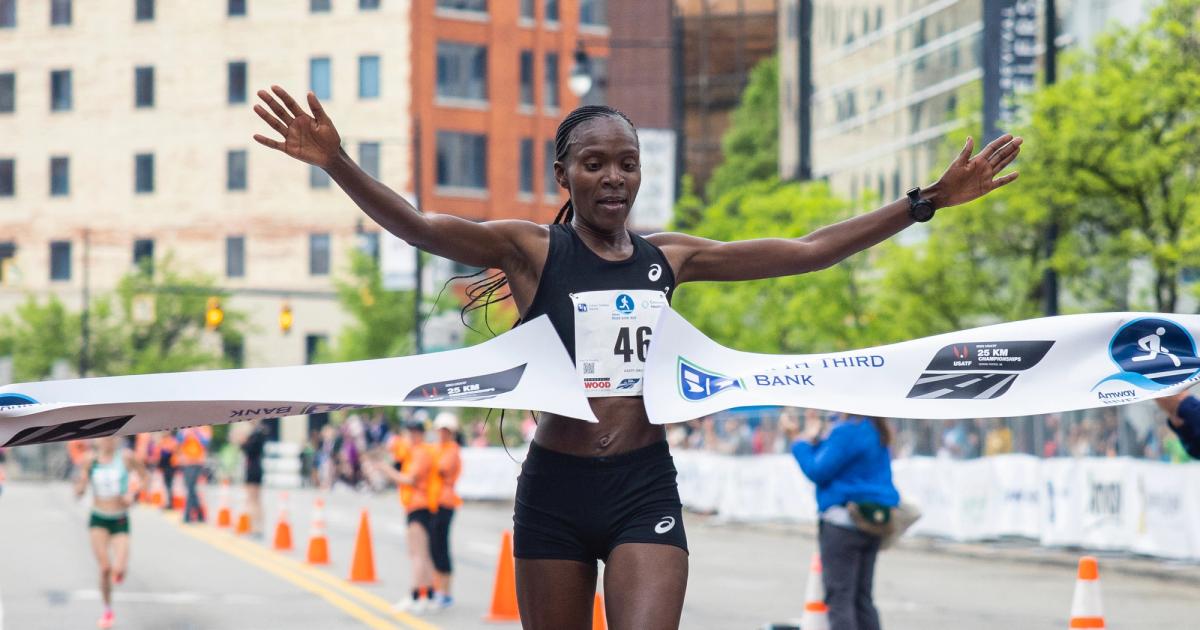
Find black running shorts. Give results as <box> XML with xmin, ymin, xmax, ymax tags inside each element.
<box><xmin>407</xmin><ymin>507</ymin><xmax>433</xmax><ymax>531</ymax></box>
<box><xmin>514</xmin><ymin>441</ymin><xmax>688</xmax><ymax>563</ymax></box>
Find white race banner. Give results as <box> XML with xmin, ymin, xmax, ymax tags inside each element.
<box><xmin>0</xmin><ymin>316</ymin><xmax>596</xmax><ymax>446</ymax></box>
<box><xmin>645</xmin><ymin>307</ymin><xmax>1200</xmax><ymax>423</ymax></box>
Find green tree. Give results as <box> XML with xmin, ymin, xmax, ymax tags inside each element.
<box><xmin>323</xmin><ymin>250</ymin><xmax>416</xmax><ymax>362</ymax></box>
<box><xmin>703</xmin><ymin>56</ymin><xmax>779</xmax><ymax>202</ymax></box>
<box><xmin>0</xmin><ymin>257</ymin><xmax>246</xmax><ymax>382</ymax></box>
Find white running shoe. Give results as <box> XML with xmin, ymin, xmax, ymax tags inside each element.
<box><xmin>394</xmin><ymin>597</ymin><xmax>427</xmax><ymax>615</ymax></box>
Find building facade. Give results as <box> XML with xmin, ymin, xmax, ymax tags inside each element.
<box><xmin>780</xmin><ymin>0</ymin><xmax>1153</xmax><ymax>203</ymax></box>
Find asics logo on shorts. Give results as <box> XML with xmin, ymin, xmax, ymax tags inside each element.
<box><xmin>654</xmin><ymin>516</ymin><xmax>676</xmax><ymax>534</ymax></box>
<box><xmin>648</xmin><ymin>264</ymin><xmax>663</xmax><ymax>282</ymax></box>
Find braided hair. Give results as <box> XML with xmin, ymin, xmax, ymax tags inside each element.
<box><xmin>458</xmin><ymin>105</ymin><xmax>638</xmax><ymax>333</ymax></box>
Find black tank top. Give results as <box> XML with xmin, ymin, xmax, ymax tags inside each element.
<box><xmin>523</xmin><ymin>223</ymin><xmax>676</xmax><ymax>362</ymax></box>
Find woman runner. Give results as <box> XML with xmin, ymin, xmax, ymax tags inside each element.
<box><xmin>74</xmin><ymin>437</ymin><xmax>146</xmax><ymax>629</ymax></box>
<box><xmin>251</xmin><ymin>86</ymin><xmax>1020</xmax><ymax>629</ymax></box>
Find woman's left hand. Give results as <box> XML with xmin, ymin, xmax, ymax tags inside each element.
<box><xmin>928</xmin><ymin>134</ymin><xmax>1022</xmax><ymax>209</ymax></box>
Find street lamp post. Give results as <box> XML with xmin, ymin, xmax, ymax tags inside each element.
<box><xmin>569</xmin><ymin>43</ymin><xmax>595</xmax><ymax>98</ymax></box>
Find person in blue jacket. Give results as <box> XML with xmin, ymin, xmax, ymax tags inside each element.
<box><xmin>1153</xmin><ymin>390</ymin><xmax>1200</xmax><ymax>459</ymax></box>
<box><xmin>786</xmin><ymin>410</ymin><xmax>899</xmax><ymax>630</ymax></box>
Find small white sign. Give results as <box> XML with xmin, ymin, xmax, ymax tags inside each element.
<box><xmin>630</xmin><ymin>129</ymin><xmax>677</xmax><ymax>232</ymax></box>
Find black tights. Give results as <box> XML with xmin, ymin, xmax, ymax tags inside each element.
<box><xmin>515</xmin><ymin>543</ymin><xmax>688</xmax><ymax>630</ymax></box>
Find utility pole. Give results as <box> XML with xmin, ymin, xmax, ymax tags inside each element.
<box><xmin>1042</xmin><ymin>0</ymin><xmax>1059</xmax><ymax>316</ymax></box>
<box><xmin>79</xmin><ymin>228</ymin><xmax>90</xmax><ymax>377</ymax></box>
<box><xmin>412</xmin><ymin>117</ymin><xmax>425</xmax><ymax>354</ymax></box>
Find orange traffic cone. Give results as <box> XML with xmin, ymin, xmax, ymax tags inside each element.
<box><xmin>348</xmin><ymin>509</ymin><xmax>377</xmax><ymax>583</ymax></box>
<box><xmin>1069</xmin><ymin>556</ymin><xmax>1105</xmax><ymax>629</ymax></box>
<box><xmin>484</xmin><ymin>530</ymin><xmax>520</xmax><ymax>622</ymax></box>
<box><xmin>149</xmin><ymin>471</ymin><xmax>165</xmax><ymax>507</ymax></box>
<box><xmin>306</xmin><ymin>498</ymin><xmax>330</xmax><ymax>566</ymax></box>
<box><xmin>592</xmin><ymin>592</ymin><xmax>606</xmax><ymax>630</ymax></box>
<box><xmin>235</xmin><ymin>511</ymin><xmax>252</xmax><ymax>535</ymax></box>
<box><xmin>273</xmin><ymin>492</ymin><xmax>293</xmax><ymax>551</ymax></box>
<box><xmin>216</xmin><ymin>480</ymin><xmax>232</xmax><ymax>528</ymax></box>
<box><xmin>800</xmin><ymin>552</ymin><xmax>830</xmax><ymax>630</ymax></box>
<box><xmin>171</xmin><ymin>471</ymin><xmax>185</xmax><ymax>511</ymax></box>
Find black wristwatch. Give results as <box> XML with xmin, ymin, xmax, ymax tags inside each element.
<box><xmin>906</xmin><ymin>187</ymin><xmax>936</xmax><ymax>223</ymax></box>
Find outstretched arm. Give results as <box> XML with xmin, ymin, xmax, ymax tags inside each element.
<box><xmin>653</xmin><ymin>134</ymin><xmax>1022</xmax><ymax>283</ymax></box>
<box><xmin>252</xmin><ymin>86</ymin><xmax>539</xmax><ymax>271</ymax></box>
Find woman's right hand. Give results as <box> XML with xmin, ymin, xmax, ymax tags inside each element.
<box><xmin>252</xmin><ymin>86</ymin><xmax>342</xmax><ymax>169</ymax></box>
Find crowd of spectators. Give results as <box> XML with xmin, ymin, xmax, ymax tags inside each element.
<box><xmin>666</xmin><ymin>402</ymin><xmax>1195</xmax><ymax>463</ymax></box>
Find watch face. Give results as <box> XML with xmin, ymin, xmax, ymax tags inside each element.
<box><xmin>911</xmin><ymin>202</ymin><xmax>935</xmax><ymax>222</ymax></box>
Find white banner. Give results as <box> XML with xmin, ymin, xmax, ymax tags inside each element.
<box><xmin>645</xmin><ymin>307</ymin><xmax>1200</xmax><ymax>423</ymax></box>
<box><xmin>0</xmin><ymin>316</ymin><xmax>596</xmax><ymax>446</ymax></box>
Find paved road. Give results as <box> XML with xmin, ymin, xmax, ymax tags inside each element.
<box><xmin>0</xmin><ymin>481</ymin><xmax>1196</xmax><ymax>629</ymax></box>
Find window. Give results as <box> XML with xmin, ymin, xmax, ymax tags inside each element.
<box><xmin>357</xmin><ymin>231</ymin><xmax>380</xmax><ymax>262</ymax></box>
<box><xmin>50</xmin><ymin>156</ymin><xmax>69</xmax><ymax>196</ymax></box>
<box><xmin>0</xmin><ymin>0</ymin><xmax>13</xmax><ymax>28</ymax></box>
<box><xmin>435</xmin><ymin>131</ymin><xmax>487</xmax><ymax>190</ymax></box>
<box><xmin>519</xmin><ymin>0</ymin><xmax>534</xmax><ymax>20</ymax></box>
<box><xmin>310</xmin><ymin>0</ymin><xmax>331</xmax><ymax>12</ymax></box>
<box><xmin>51</xmin><ymin>0</ymin><xmax>71</xmax><ymax>26</ymax></box>
<box><xmin>228</xmin><ymin>0</ymin><xmax>246</xmax><ymax>17</ymax></box>
<box><xmin>49</xmin><ymin>241</ymin><xmax>71</xmax><ymax>281</ymax></box>
<box><xmin>0</xmin><ymin>73</ymin><xmax>13</xmax><ymax>113</ymax></box>
<box><xmin>358</xmin><ymin>55</ymin><xmax>380</xmax><ymax>99</ymax></box>
<box><xmin>228</xmin><ymin>61</ymin><xmax>247</xmax><ymax>104</ymax></box>
<box><xmin>227</xmin><ymin>150</ymin><xmax>247</xmax><ymax>191</ymax></box>
<box><xmin>310</xmin><ymin>233</ymin><xmax>331</xmax><ymax>276</ymax></box>
<box><xmin>0</xmin><ymin>159</ymin><xmax>12</xmax><ymax>196</ymax></box>
<box><xmin>581</xmin><ymin>56</ymin><xmax>607</xmax><ymax>106</ymax></box>
<box><xmin>436</xmin><ymin>42</ymin><xmax>487</xmax><ymax>102</ymax></box>
<box><xmin>136</xmin><ymin>0</ymin><xmax>154</xmax><ymax>22</ymax></box>
<box><xmin>0</xmin><ymin>242</ymin><xmax>14</xmax><ymax>284</ymax></box>
<box><xmin>135</xmin><ymin>66</ymin><xmax>154</xmax><ymax>108</ymax></box>
<box><xmin>310</xmin><ymin>164</ymin><xmax>330</xmax><ymax>188</ymax></box>
<box><xmin>223</xmin><ymin>337</ymin><xmax>244</xmax><ymax>368</ymax></box>
<box><xmin>50</xmin><ymin>70</ymin><xmax>72</xmax><ymax>112</ymax></box>
<box><xmin>519</xmin><ymin>138</ymin><xmax>533</xmax><ymax>194</ymax></box>
<box><xmin>543</xmin><ymin>140</ymin><xmax>558</xmax><ymax>195</ymax></box>
<box><xmin>135</xmin><ymin>153</ymin><xmax>154</xmax><ymax>193</ymax></box>
<box><xmin>305</xmin><ymin>334</ymin><xmax>328</xmax><ymax>364</ymax></box>
<box><xmin>580</xmin><ymin>0</ymin><xmax>605</xmax><ymax>26</ymax></box>
<box><xmin>133</xmin><ymin>238</ymin><xmax>154</xmax><ymax>273</ymax></box>
<box><xmin>360</xmin><ymin>0</ymin><xmax>380</xmax><ymax>9</ymax></box>
<box><xmin>436</xmin><ymin>0</ymin><xmax>485</xmax><ymax>12</ymax></box>
<box><xmin>310</xmin><ymin>57</ymin><xmax>331</xmax><ymax>100</ymax></box>
<box><xmin>519</xmin><ymin>51</ymin><xmax>534</xmax><ymax>106</ymax></box>
<box><xmin>545</xmin><ymin>0</ymin><xmax>558</xmax><ymax>22</ymax></box>
<box><xmin>544</xmin><ymin>53</ymin><xmax>559</xmax><ymax>110</ymax></box>
<box><xmin>225</xmin><ymin>236</ymin><xmax>245</xmax><ymax>278</ymax></box>
<box><xmin>359</xmin><ymin>142</ymin><xmax>380</xmax><ymax>179</ymax></box>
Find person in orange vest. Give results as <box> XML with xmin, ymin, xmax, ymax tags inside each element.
<box><xmin>427</xmin><ymin>412</ymin><xmax>463</xmax><ymax>612</ymax></box>
<box><xmin>156</xmin><ymin>431</ymin><xmax>179</xmax><ymax>511</ymax></box>
<box><xmin>173</xmin><ymin>426</ymin><xmax>211</xmax><ymax>523</ymax></box>
<box><xmin>378</xmin><ymin>419</ymin><xmax>437</xmax><ymax>614</ymax></box>
<box><xmin>67</xmin><ymin>439</ymin><xmax>89</xmax><ymax>478</ymax></box>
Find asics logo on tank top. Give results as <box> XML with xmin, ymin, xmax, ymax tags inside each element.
<box><xmin>648</xmin><ymin>264</ymin><xmax>663</xmax><ymax>282</ymax></box>
<box><xmin>655</xmin><ymin>516</ymin><xmax>676</xmax><ymax>534</ymax></box>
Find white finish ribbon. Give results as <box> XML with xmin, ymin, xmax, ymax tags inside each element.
<box><xmin>643</xmin><ymin>307</ymin><xmax>1200</xmax><ymax>424</ymax></box>
<box><xmin>0</xmin><ymin>316</ymin><xmax>595</xmax><ymax>446</ymax></box>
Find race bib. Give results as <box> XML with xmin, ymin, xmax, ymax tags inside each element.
<box><xmin>571</xmin><ymin>290</ymin><xmax>668</xmax><ymax>397</ymax></box>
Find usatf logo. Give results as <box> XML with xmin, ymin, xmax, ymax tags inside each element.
<box><xmin>0</xmin><ymin>393</ymin><xmax>38</xmax><ymax>407</ymax></box>
<box><xmin>906</xmin><ymin>340</ymin><xmax>1053</xmax><ymax>400</ymax></box>
<box><xmin>678</xmin><ymin>358</ymin><xmax>743</xmax><ymax>401</ymax></box>
<box><xmin>1093</xmin><ymin>317</ymin><xmax>1200</xmax><ymax>391</ymax></box>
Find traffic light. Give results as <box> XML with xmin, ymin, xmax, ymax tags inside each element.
<box><xmin>205</xmin><ymin>296</ymin><xmax>224</xmax><ymax>330</ymax></box>
<box><xmin>279</xmin><ymin>301</ymin><xmax>294</xmax><ymax>334</ymax></box>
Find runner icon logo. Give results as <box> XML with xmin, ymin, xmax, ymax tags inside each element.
<box><xmin>615</xmin><ymin>294</ymin><xmax>635</xmax><ymax>314</ymax></box>
<box><xmin>1094</xmin><ymin>317</ymin><xmax>1200</xmax><ymax>391</ymax></box>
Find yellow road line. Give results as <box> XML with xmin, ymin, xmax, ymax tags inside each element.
<box><xmin>176</xmin><ymin>524</ymin><xmax>404</xmax><ymax>630</ymax></box>
<box><xmin>162</xmin><ymin>513</ymin><xmax>440</xmax><ymax>630</ymax></box>
<box><xmin>206</xmin><ymin>529</ymin><xmax>441</xmax><ymax>630</ymax></box>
